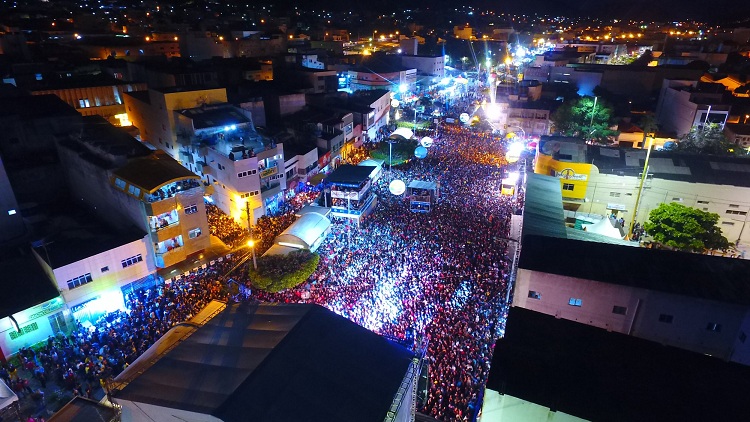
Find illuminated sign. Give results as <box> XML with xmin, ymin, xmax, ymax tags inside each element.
<box><xmin>555</xmin><ymin>168</ymin><xmax>587</xmax><ymax>181</ymax></box>
<box><xmin>260</xmin><ymin>167</ymin><xmax>278</xmax><ymax>178</ymax></box>
<box><xmin>331</xmin><ymin>190</ymin><xmax>359</xmax><ymax>200</ymax></box>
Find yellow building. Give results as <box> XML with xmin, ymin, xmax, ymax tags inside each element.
<box><xmin>534</xmin><ymin>136</ymin><xmax>750</xmax><ymax>255</ymax></box>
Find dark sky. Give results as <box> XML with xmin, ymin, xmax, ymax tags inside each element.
<box><xmin>313</xmin><ymin>0</ymin><xmax>750</xmax><ymax>23</ymax></box>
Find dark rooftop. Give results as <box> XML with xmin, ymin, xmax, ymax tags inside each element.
<box><xmin>520</xmin><ymin>233</ymin><xmax>750</xmax><ymax>306</ymax></box>
<box><xmin>123</xmin><ymin>90</ymin><xmax>151</xmax><ymax>104</ymax></box>
<box><xmin>179</xmin><ymin>104</ymin><xmax>252</xmax><ymax>130</ymax></box>
<box><xmin>325</xmin><ymin>164</ymin><xmax>376</xmax><ymax>185</ymax></box>
<box><xmin>115</xmin><ymin>302</ymin><xmax>414</xmax><ymax>422</ymax></box>
<box><xmin>32</xmin><ymin>208</ymin><xmax>146</xmax><ymax>269</ymax></box>
<box><xmin>0</xmin><ymin>94</ymin><xmax>79</xmax><ymax>120</ymax></box>
<box><xmin>112</xmin><ymin>150</ymin><xmax>200</xmax><ymax>193</ymax></box>
<box><xmin>0</xmin><ymin>251</ymin><xmax>59</xmax><ymax>318</ymax></box>
<box><xmin>21</xmin><ymin>73</ymin><xmax>141</xmax><ymax>91</ymax></box>
<box><xmin>486</xmin><ymin>307</ymin><xmax>750</xmax><ymax>422</ymax></box>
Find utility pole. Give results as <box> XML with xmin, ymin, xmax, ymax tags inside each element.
<box><xmin>627</xmin><ymin>137</ymin><xmax>654</xmax><ymax>240</ymax></box>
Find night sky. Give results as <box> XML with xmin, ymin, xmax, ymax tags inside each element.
<box><xmin>309</xmin><ymin>0</ymin><xmax>750</xmax><ymax>23</ymax></box>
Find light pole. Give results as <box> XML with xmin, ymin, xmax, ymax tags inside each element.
<box><xmin>413</xmin><ymin>108</ymin><xmax>417</xmax><ymax>131</ymax></box>
<box><xmin>247</xmin><ymin>240</ymin><xmax>257</xmax><ymax>270</ymax></box>
<box><xmin>589</xmin><ymin>96</ymin><xmax>598</xmax><ymax>129</ymax></box>
<box><xmin>627</xmin><ymin>136</ymin><xmax>653</xmax><ymax>240</ymax></box>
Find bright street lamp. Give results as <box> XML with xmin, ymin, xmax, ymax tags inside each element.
<box><xmin>247</xmin><ymin>240</ymin><xmax>257</xmax><ymax>270</ymax></box>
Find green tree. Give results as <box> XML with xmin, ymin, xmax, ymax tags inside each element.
<box><xmin>248</xmin><ymin>250</ymin><xmax>320</xmax><ymax>293</ymax></box>
<box><xmin>673</xmin><ymin>123</ymin><xmax>740</xmax><ymax>155</ymax></box>
<box><xmin>643</xmin><ymin>202</ymin><xmax>730</xmax><ymax>253</ymax></box>
<box><xmin>550</xmin><ymin>96</ymin><xmax>618</xmax><ymax>144</ymax></box>
<box><xmin>371</xmin><ymin>137</ymin><xmax>418</xmax><ymax>166</ymax></box>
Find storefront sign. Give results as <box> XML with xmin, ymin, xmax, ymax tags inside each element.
<box><xmin>555</xmin><ymin>168</ymin><xmax>588</xmax><ymax>181</ymax></box>
<box><xmin>260</xmin><ymin>167</ymin><xmax>278</xmax><ymax>178</ymax></box>
<box><xmin>607</xmin><ymin>203</ymin><xmax>627</xmax><ymax>211</ymax></box>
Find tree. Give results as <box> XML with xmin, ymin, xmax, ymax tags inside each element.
<box><xmin>248</xmin><ymin>250</ymin><xmax>320</xmax><ymax>293</ymax></box>
<box><xmin>550</xmin><ymin>96</ymin><xmax>618</xmax><ymax>144</ymax></box>
<box><xmin>371</xmin><ymin>137</ymin><xmax>418</xmax><ymax>166</ymax></box>
<box><xmin>643</xmin><ymin>202</ymin><xmax>730</xmax><ymax>253</ymax></box>
<box><xmin>672</xmin><ymin>123</ymin><xmax>740</xmax><ymax>155</ymax></box>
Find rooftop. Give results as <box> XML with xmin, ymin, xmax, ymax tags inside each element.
<box><xmin>112</xmin><ymin>150</ymin><xmax>200</xmax><ymax>194</ymax></box>
<box><xmin>485</xmin><ymin>307</ymin><xmax>750</xmax><ymax>421</ymax></box>
<box><xmin>22</xmin><ymin>73</ymin><xmax>141</xmax><ymax>91</ymax></box>
<box><xmin>113</xmin><ymin>302</ymin><xmax>414</xmax><ymax>422</ymax></box>
<box><xmin>0</xmin><ymin>251</ymin><xmax>59</xmax><ymax>318</ymax></box>
<box><xmin>47</xmin><ymin>396</ymin><xmax>120</xmax><ymax>422</ymax></box>
<box><xmin>32</xmin><ymin>208</ymin><xmax>146</xmax><ymax>269</ymax></box>
<box><xmin>0</xmin><ymin>94</ymin><xmax>79</xmax><ymax>120</ymax></box>
<box><xmin>325</xmin><ymin>164</ymin><xmax>376</xmax><ymax>185</ymax></box>
<box><xmin>179</xmin><ymin>104</ymin><xmax>252</xmax><ymax>130</ymax></box>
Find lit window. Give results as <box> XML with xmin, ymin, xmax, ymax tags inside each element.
<box><xmin>568</xmin><ymin>298</ymin><xmax>582</xmax><ymax>307</ymax></box>
<box><xmin>189</xmin><ymin>228</ymin><xmax>202</xmax><ymax>239</ymax></box>
<box><xmin>7</xmin><ymin>209</ymin><xmax>16</xmax><ymax>215</ymax></box>
<box><xmin>528</xmin><ymin>290</ymin><xmax>541</xmax><ymax>300</ymax></box>
<box><xmin>121</xmin><ymin>254</ymin><xmax>143</xmax><ymax>268</ymax></box>
<box><xmin>185</xmin><ymin>205</ymin><xmax>198</xmax><ymax>214</ymax></box>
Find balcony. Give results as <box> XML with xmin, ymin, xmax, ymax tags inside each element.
<box><xmin>151</xmin><ymin>223</ymin><xmax>181</xmax><ymax>243</ymax></box>
<box><xmin>155</xmin><ymin>247</ymin><xmax>186</xmax><ymax>268</ymax></box>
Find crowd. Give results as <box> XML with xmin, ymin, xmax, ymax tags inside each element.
<box><xmin>3</xmin><ymin>83</ymin><xmax>518</xmax><ymax>422</ymax></box>
<box><xmin>205</xmin><ymin>203</ymin><xmax>247</xmax><ymax>247</ymax></box>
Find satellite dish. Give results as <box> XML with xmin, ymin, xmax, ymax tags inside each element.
<box><xmin>414</xmin><ymin>146</ymin><xmax>428</xmax><ymax>159</ymax></box>
<box><xmin>420</xmin><ymin>136</ymin><xmax>434</xmax><ymax>148</ymax></box>
<box><xmin>459</xmin><ymin>113</ymin><xmax>470</xmax><ymax>123</ymax></box>
<box><xmin>389</xmin><ymin>179</ymin><xmax>406</xmax><ymax>195</ymax></box>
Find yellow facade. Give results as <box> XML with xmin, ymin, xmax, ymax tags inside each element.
<box><xmin>534</xmin><ymin>153</ymin><xmax>592</xmax><ymax>200</ymax></box>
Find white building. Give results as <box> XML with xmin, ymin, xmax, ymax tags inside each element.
<box><xmin>31</xmin><ymin>217</ymin><xmax>154</xmax><ymax>323</ymax></box>
<box><xmin>513</xmin><ymin>173</ymin><xmax>750</xmax><ymax>365</ymax></box>
<box><xmin>400</xmin><ymin>55</ymin><xmax>445</xmax><ymax>79</ymax></box>
<box><xmin>656</xmin><ymin>79</ymin><xmax>731</xmax><ymax>136</ymax></box>
<box><xmin>173</xmin><ymin>103</ymin><xmax>286</xmax><ymax>225</ymax></box>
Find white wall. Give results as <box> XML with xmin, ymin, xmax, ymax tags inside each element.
<box><xmin>514</xmin><ymin>267</ymin><xmax>747</xmax><ymax>361</ymax></box>
<box><xmin>118</xmin><ymin>400</ymin><xmax>222</xmax><ymax>422</ymax></box>
<box><xmin>51</xmin><ymin>237</ymin><xmax>153</xmax><ymax>309</ymax></box>
<box><xmin>0</xmin><ymin>298</ymin><xmax>67</xmax><ymax>358</ymax></box>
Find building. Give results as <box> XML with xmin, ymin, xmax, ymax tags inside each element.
<box><xmin>512</xmin><ymin>173</ymin><xmax>750</xmax><ymax>365</ymax></box>
<box><xmin>0</xmin><ymin>155</ymin><xmax>24</xmax><ymax>243</ymax></box>
<box><xmin>325</xmin><ymin>89</ymin><xmax>391</xmax><ymax>144</ymax></box>
<box><xmin>110</xmin><ymin>302</ymin><xmax>418</xmax><ymax>422</ymax></box>
<box><xmin>400</xmin><ymin>55</ymin><xmax>445</xmax><ymax>79</ymax></box>
<box><xmin>533</xmin><ymin>136</ymin><xmax>750</xmax><ymax>253</ymax></box>
<box><xmin>0</xmin><ymin>253</ymin><xmax>65</xmax><ymax>361</ymax></box>
<box><xmin>173</xmin><ymin>103</ymin><xmax>286</xmax><ymax>225</ymax></box>
<box><xmin>76</xmin><ymin>37</ymin><xmax>180</xmax><ymax>60</ymax></box>
<box><xmin>656</xmin><ymin>79</ymin><xmax>731</xmax><ymax>136</ymax></box>
<box><xmin>56</xmin><ymin>116</ymin><xmax>210</xmax><ymax>269</ymax></box>
<box><xmin>724</xmin><ymin>123</ymin><xmax>750</xmax><ymax>151</ymax></box>
<box><xmin>282</xmin><ymin>139</ymin><xmax>319</xmax><ymax>193</ymax></box>
<box><xmin>348</xmin><ymin>56</ymin><xmax>417</xmax><ymax>93</ymax></box>
<box><xmin>22</xmin><ymin>73</ymin><xmax>147</xmax><ymax>125</ymax></box>
<box><xmin>481</xmin><ymin>306</ymin><xmax>750</xmax><ymax>421</ymax></box>
<box><xmin>504</xmin><ymin>101</ymin><xmax>552</xmax><ymax>138</ymax></box>
<box><xmin>0</xmin><ymin>93</ymin><xmax>81</xmax><ymax>204</ymax></box>
<box><xmin>123</xmin><ymin>86</ymin><xmax>228</xmax><ymax>153</ymax></box>
<box><xmin>31</xmin><ymin>210</ymin><xmax>154</xmax><ymax>324</ymax></box>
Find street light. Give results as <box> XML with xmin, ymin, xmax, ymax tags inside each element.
<box><xmin>247</xmin><ymin>240</ymin><xmax>257</xmax><ymax>270</ymax></box>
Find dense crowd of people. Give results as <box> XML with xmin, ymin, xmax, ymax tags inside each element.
<box><xmin>205</xmin><ymin>203</ymin><xmax>247</xmax><ymax>247</ymax></box>
<box><xmin>3</xmin><ymin>83</ymin><xmax>519</xmax><ymax>422</ymax></box>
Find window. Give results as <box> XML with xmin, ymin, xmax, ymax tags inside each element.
<box><xmin>568</xmin><ymin>298</ymin><xmax>582</xmax><ymax>307</ymax></box>
<box><xmin>671</xmin><ymin>197</ymin><xmax>683</xmax><ymax>202</ymax></box>
<box><xmin>697</xmin><ymin>200</ymin><xmax>709</xmax><ymax>204</ymax></box>
<box><xmin>726</xmin><ymin>210</ymin><xmax>747</xmax><ymax>216</ymax></box>
<box><xmin>729</xmin><ymin>204</ymin><xmax>739</xmax><ymax>208</ymax></box>
<box><xmin>189</xmin><ymin>228</ymin><xmax>202</xmax><ymax>239</ymax></box>
<box><xmin>612</xmin><ymin>305</ymin><xmax>627</xmax><ymax>315</ymax></box>
<box><xmin>121</xmin><ymin>254</ymin><xmax>143</xmax><ymax>268</ymax></box>
<box><xmin>706</xmin><ymin>323</ymin><xmax>722</xmax><ymax>332</ymax></box>
<box><xmin>722</xmin><ymin>222</ymin><xmax>735</xmax><ymax>226</ymax></box>
<box><xmin>8</xmin><ymin>209</ymin><xmax>16</xmax><ymax>215</ymax></box>
<box><xmin>128</xmin><ymin>185</ymin><xmax>141</xmax><ymax>197</ymax></box>
<box><xmin>562</xmin><ymin>183</ymin><xmax>574</xmax><ymax>191</ymax></box>
<box><xmin>114</xmin><ymin>178</ymin><xmax>126</xmax><ymax>190</ymax></box>
<box><xmin>101</xmin><ymin>266</ymin><xmax>109</xmax><ymax>273</ymax></box>
<box><xmin>66</xmin><ymin>273</ymin><xmax>93</xmax><ymax>290</ymax></box>
<box><xmin>658</xmin><ymin>314</ymin><xmax>673</xmax><ymax>323</ymax></box>
<box><xmin>609</xmin><ymin>192</ymin><xmax>621</xmax><ymax>197</ymax></box>
<box><xmin>185</xmin><ymin>204</ymin><xmax>198</xmax><ymax>214</ymax></box>
<box><xmin>528</xmin><ymin>290</ymin><xmax>541</xmax><ymax>300</ymax></box>
<box><xmin>218</xmin><ymin>163</ymin><xmax>225</xmax><ymax>170</ymax></box>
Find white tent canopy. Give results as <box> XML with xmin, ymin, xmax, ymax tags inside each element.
<box><xmin>582</xmin><ymin>217</ymin><xmax>624</xmax><ymax>239</ymax></box>
<box><xmin>273</xmin><ymin>212</ymin><xmax>331</xmax><ymax>252</ymax></box>
<box><xmin>0</xmin><ymin>378</ymin><xmax>18</xmax><ymax>413</ymax></box>
<box><xmin>390</xmin><ymin>127</ymin><xmax>414</xmax><ymax>140</ymax></box>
